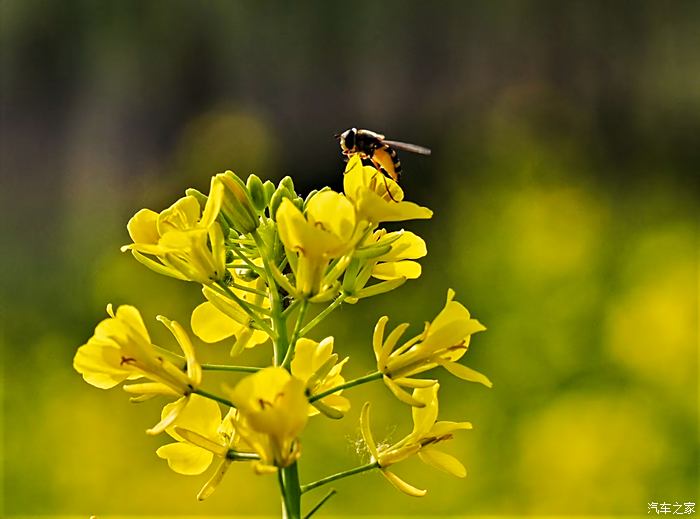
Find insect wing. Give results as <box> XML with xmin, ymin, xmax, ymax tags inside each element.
<box><xmin>382</xmin><ymin>139</ymin><xmax>432</xmax><ymax>156</ymax></box>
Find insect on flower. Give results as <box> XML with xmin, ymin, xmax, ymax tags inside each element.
<box><xmin>336</xmin><ymin>128</ymin><xmax>431</xmax><ymax>196</ymax></box>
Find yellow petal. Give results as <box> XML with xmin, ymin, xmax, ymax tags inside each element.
<box><xmin>440</xmin><ymin>361</ymin><xmax>493</xmax><ymax>387</ymax></box>
<box><xmin>202</xmin><ymin>286</ymin><xmax>249</xmax><ymax>325</ymax></box>
<box><xmin>127</xmin><ymin>209</ymin><xmax>160</xmax><ymax>244</ymax></box>
<box><xmin>377</xmin><ymin>231</ymin><xmax>427</xmax><ymax>261</ymax></box>
<box><xmin>157</xmin><ymin>195</ymin><xmax>201</xmax><ymax>234</ymax></box>
<box><xmin>393</xmin><ymin>377</ymin><xmax>437</xmax><ymax>389</ymax></box>
<box><xmin>163</xmin><ymin>393</ymin><xmax>222</xmax><ymax>439</ymax></box>
<box><xmin>191</xmin><ymin>302</ymin><xmax>240</xmax><ymax>343</ymax></box>
<box><xmin>360</xmin><ymin>402</ymin><xmax>380</xmax><ymax>460</ymax></box>
<box><xmin>156</xmin><ymin>442</ymin><xmax>213</xmax><ymax>475</ymax></box>
<box><xmin>73</xmin><ymin>342</ymin><xmax>131</xmax><ymax>389</ymax></box>
<box><xmin>290</xmin><ymin>338</ymin><xmax>319</xmax><ymax>381</ymax></box>
<box><xmin>430</xmin><ymin>421</ymin><xmax>473</xmax><ymax>436</ymax></box>
<box><xmin>201</xmin><ymin>176</ymin><xmax>225</xmax><ymax>228</ymax></box>
<box><xmin>382</xmin><ymin>322</ymin><xmax>410</xmax><ymax>362</ymax></box>
<box><xmin>379</xmin><ymin>443</ymin><xmax>420</xmax><ymax>466</ymax></box>
<box><xmin>174</xmin><ymin>427</ymin><xmax>229</xmax><ymax>457</ymax></box>
<box><xmin>306</xmin><ymin>191</ymin><xmax>356</xmax><ymax>244</ymax></box>
<box><xmin>317</xmin><ymin>394</ymin><xmax>351</xmax><ymax>414</ymax></box>
<box><xmin>372</xmin><ymin>261</ymin><xmax>422</xmax><ymax>280</ymax></box>
<box><xmin>147</xmin><ymin>396</ymin><xmax>189</xmax><ymax>435</ymax></box>
<box><xmin>197</xmin><ymin>458</ymin><xmax>233</xmax><ymax>501</ymax></box>
<box><xmin>277</xmin><ymin>199</ymin><xmax>342</xmax><ymax>257</ymax></box>
<box><xmin>157</xmin><ymin>315</ymin><xmax>200</xmax><ymax>384</ymax></box>
<box><xmin>372</xmin><ymin>316</ymin><xmax>389</xmax><ymax>363</ymax></box>
<box><xmin>356</xmin><ymin>189</ymin><xmax>433</xmax><ymax>224</ymax></box>
<box><xmin>227</xmin><ymin>368</ymin><xmax>308</xmax><ymax>440</ymax></box>
<box><xmin>384</xmin><ymin>376</ymin><xmax>426</xmax><ymax>407</ymax></box>
<box><xmin>418</xmin><ymin>448</ymin><xmax>467</xmax><ymax>478</ymax></box>
<box><xmin>381</xmin><ymin>470</ymin><xmax>427</xmax><ymax>497</ymax></box>
<box><xmin>410</xmin><ymin>385</ymin><xmax>439</xmax><ymax>436</ymax></box>
<box><xmin>127</xmin><ymin>250</ymin><xmax>188</xmax><ymax>280</ymax></box>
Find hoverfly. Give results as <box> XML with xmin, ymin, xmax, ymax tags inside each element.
<box><xmin>336</xmin><ymin>128</ymin><xmax>431</xmax><ymax>182</ymax></box>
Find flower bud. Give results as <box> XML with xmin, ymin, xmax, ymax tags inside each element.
<box><xmin>262</xmin><ymin>180</ymin><xmax>276</xmax><ymax>207</ymax></box>
<box><xmin>246</xmin><ymin>174</ymin><xmax>267</xmax><ymax>213</ymax></box>
<box><xmin>293</xmin><ymin>196</ymin><xmax>304</xmax><ymax>212</ymax></box>
<box><xmin>269</xmin><ymin>186</ymin><xmax>292</xmax><ymax>221</ymax></box>
<box><xmin>214</xmin><ymin>171</ymin><xmax>259</xmax><ymax>234</ymax></box>
<box><xmin>279</xmin><ymin>175</ymin><xmax>296</xmax><ymax>196</ymax></box>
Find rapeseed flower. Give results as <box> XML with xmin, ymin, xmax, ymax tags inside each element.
<box><xmin>342</xmin><ymin>229</ymin><xmax>427</xmax><ymax>303</ymax></box>
<box><xmin>360</xmin><ymin>384</ymin><xmax>472</xmax><ymax>497</ymax></box>
<box><xmin>73</xmin><ymin>305</ymin><xmax>201</xmax><ymax>434</ymax></box>
<box><xmin>373</xmin><ymin>289</ymin><xmax>490</xmax><ymax>406</ymax></box>
<box><xmin>290</xmin><ymin>337</ymin><xmax>350</xmax><ymax>418</ymax></box>
<box><xmin>276</xmin><ymin>191</ymin><xmax>359</xmax><ymax>297</ymax></box>
<box><xmin>123</xmin><ymin>178</ymin><xmax>226</xmax><ymax>285</ymax></box>
<box><xmin>226</xmin><ymin>367</ymin><xmax>308</xmax><ymax>472</ymax></box>
<box><xmin>156</xmin><ymin>394</ymin><xmax>255</xmax><ymax>500</ymax></box>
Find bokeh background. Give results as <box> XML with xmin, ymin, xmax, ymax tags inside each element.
<box><xmin>2</xmin><ymin>1</ymin><xmax>698</xmax><ymax>517</ymax></box>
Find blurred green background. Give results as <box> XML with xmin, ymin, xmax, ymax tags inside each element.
<box><xmin>2</xmin><ymin>1</ymin><xmax>698</xmax><ymax>517</ymax></box>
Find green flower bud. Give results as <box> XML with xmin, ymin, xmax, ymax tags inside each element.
<box><xmin>279</xmin><ymin>175</ymin><xmax>296</xmax><ymax>196</ymax></box>
<box><xmin>262</xmin><ymin>180</ymin><xmax>276</xmax><ymax>207</ymax></box>
<box><xmin>293</xmin><ymin>196</ymin><xmax>304</xmax><ymax>212</ymax></box>
<box><xmin>246</xmin><ymin>174</ymin><xmax>267</xmax><ymax>213</ymax></box>
<box><xmin>269</xmin><ymin>186</ymin><xmax>293</xmax><ymax>221</ymax></box>
<box><xmin>214</xmin><ymin>171</ymin><xmax>259</xmax><ymax>234</ymax></box>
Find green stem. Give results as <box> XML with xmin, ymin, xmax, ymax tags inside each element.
<box><xmin>301</xmin><ymin>461</ymin><xmax>379</xmax><ymax>494</ymax></box>
<box><xmin>303</xmin><ymin>489</ymin><xmax>337</xmax><ymax>519</ymax></box>
<box><xmin>280</xmin><ymin>462</ymin><xmax>302</xmax><ymax>518</ymax></box>
<box><xmin>201</xmin><ymin>363</ymin><xmax>261</xmax><ymax>373</ymax></box>
<box><xmin>298</xmin><ymin>294</ymin><xmax>346</xmax><ymax>337</ymax></box>
<box><xmin>281</xmin><ymin>298</ymin><xmax>310</xmax><ymax>369</ymax></box>
<box><xmin>308</xmin><ymin>371</ymin><xmax>382</xmax><ymax>403</ymax></box>
<box><xmin>191</xmin><ymin>388</ymin><xmax>235</xmax><ymax>408</ymax></box>
<box><xmin>252</xmin><ymin>230</ymin><xmax>288</xmax><ymax>365</ymax></box>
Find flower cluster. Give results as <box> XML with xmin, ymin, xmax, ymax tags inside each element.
<box><xmin>73</xmin><ymin>150</ymin><xmax>489</xmax><ymax>516</ymax></box>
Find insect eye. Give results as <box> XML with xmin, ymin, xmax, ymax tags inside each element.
<box><xmin>344</xmin><ymin>129</ymin><xmax>355</xmax><ymax>149</ymax></box>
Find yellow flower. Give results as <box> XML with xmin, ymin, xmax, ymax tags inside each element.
<box><xmin>191</xmin><ymin>276</ymin><xmax>270</xmax><ymax>357</ymax></box>
<box><xmin>343</xmin><ymin>155</ymin><xmax>433</xmax><ymax>224</ymax></box>
<box><xmin>369</xmin><ymin>229</ymin><xmax>426</xmax><ymax>280</ymax></box>
<box><xmin>73</xmin><ymin>304</ymin><xmax>201</xmax><ymax>434</ymax></box>
<box><xmin>373</xmin><ymin>289</ymin><xmax>491</xmax><ymax>407</ymax></box>
<box><xmin>276</xmin><ymin>191</ymin><xmax>358</xmax><ymax>297</ymax></box>
<box><xmin>343</xmin><ymin>229</ymin><xmax>427</xmax><ymax>303</ymax></box>
<box><xmin>226</xmin><ymin>367</ymin><xmax>308</xmax><ymax>472</ymax></box>
<box><xmin>360</xmin><ymin>384</ymin><xmax>472</xmax><ymax>497</ymax></box>
<box><xmin>122</xmin><ymin>178</ymin><xmax>226</xmax><ymax>285</ymax></box>
<box><xmin>290</xmin><ymin>337</ymin><xmax>350</xmax><ymax>418</ymax></box>
<box><xmin>156</xmin><ymin>394</ymin><xmax>250</xmax><ymax>500</ymax></box>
